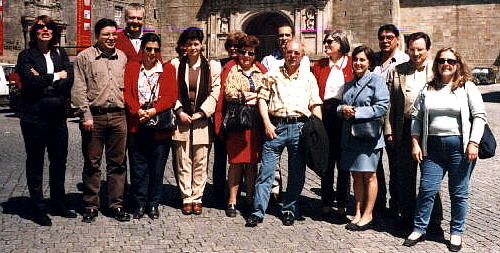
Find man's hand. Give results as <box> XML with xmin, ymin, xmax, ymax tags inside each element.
<box><xmin>57</xmin><ymin>70</ymin><xmax>68</xmax><ymax>79</ymax></box>
<box><xmin>264</xmin><ymin>122</ymin><xmax>277</xmax><ymax>139</ymax></box>
<box><xmin>30</xmin><ymin>68</ymin><xmax>39</xmax><ymax>76</ymax></box>
<box><xmin>341</xmin><ymin>105</ymin><xmax>356</xmax><ymax>119</ymax></box>
<box><xmin>385</xmin><ymin>135</ymin><xmax>394</xmax><ymax>146</ymax></box>
<box><xmin>82</xmin><ymin>119</ymin><xmax>94</xmax><ymax>132</ymax></box>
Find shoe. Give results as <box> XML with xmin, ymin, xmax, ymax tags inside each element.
<box><xmin>347</xmin><ymin>220</ymin><xmax>373</xmax><ymax>231</ymax></box>
<box><xmin>448</xmin><ymin>236</ymin><xmax>462</xmax><ymax>252</ymax></box>
<box><xmin>281</xmin><ymin>212</ymin><xmax>295</xmax><ymax>226</ymax></box>
<box><xmin>133</xmin><ymin>207</ymin><xmax>146</xmax><ymax>219</ymax></box>
<box><xmin>33</xmin><ymin>208</ymin><xmax>52</xmax><ymax>226</ymax></box>
<box><xmin>225</xmin><ymin>204</ymin><xmax>237</xmax><ymax>217</ymax></box>
<box><xmin>53</xmin><ymin>205</ymin><xmax>77</xmax><ymax>218</ymax></box>
<box><xmin>111</xmin><ymin>207</ymin><xmax>131</xmax><ymax>222</ymax></box>
<box><xmin>148</xmin><ymin>205</ymin><xmax>160</xmax><ymax>219</ymax></box>
<box><xmin>336</xmin><ymin>207</ymin><xmax>347</xmax><ymax>216</ymax></box>
<box><xmin>192</xmin><ymin>203</ymin><xmax>202</xmax><ymax>215</ymax></box>
<box><xmin>345</xmin><ymin>222</ymin><xmax>358</xmax><ymax>230</ymax></box>
<box><xmin>181</xmin><ymin>203</ymin><xmax>193</xmax><ymax>215</ymax></box>
<box><xmin>245</xmin><ymin>214</ymin><xmax>263</xmax><ymax>227</ymax></box>
<box><xmin>403</xmin><ymin>233</ymin><xmax>425</xmax><ymax>247</ymax></box>
<box><xmin>82</xmin><ymin>208</ymin><xmax>98</xmax><ymax>223</ymax></box>
<box><xmin>321</xmin><ymin>206</ymin><xmax>333</xmax><ymax>214</ymax></box>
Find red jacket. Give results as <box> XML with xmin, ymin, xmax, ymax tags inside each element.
<box><xmin>123</xmin><ymin>61</ymin><xmax>178</xmax><ymax>139</ymax></box>
<box><xmin>311</xmin><ymin>56</ymin><xmax>354</xmax><ymax>100</ymax></box>
<box><xmin>116</xmin><ymin>31</ymin><xmax>142</xmax><ymax>63</ymax></box>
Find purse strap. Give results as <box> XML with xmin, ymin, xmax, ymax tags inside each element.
<box><xmin>143</xmin><ymin>70</ymin><xmax>160</xmax><ymax>106</ymax></box>
<box><xmin>348</xmin><ymin>78</ymin><xmax>370</xmax><ymax>106</ymax></box>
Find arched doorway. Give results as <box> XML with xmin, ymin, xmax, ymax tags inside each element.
<box><xmin>243</xmin><ymin>12</ymin><xmax>292</xmax><ymax>61</ymax></box>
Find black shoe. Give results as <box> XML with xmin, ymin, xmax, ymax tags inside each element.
<box><xmin>347</xmin><ymin>220</ymin><xmax>373</xmax><ymax>231</ymax></box>
<box><xmin>345</xmin><ymin>222</ymin><xmax>358</xmax><ymax>230</ymax></box>
<box><xmin>33</xmin><ymin>208</ymin><xmax>52</xmax><ymax>226</ymax></box>
<box><xmin>111</xmin><ymin>207</ymin><xmax>131</xmax><ymax>222</ymax></box>
<box><xmin>403</xmin><ymin>234</ymin><xmax>425</xmax><ymax>247</ymax></box>
<box><xmin>448</xmin><ymin>242</ymin><xmax>462</xmax><ymax>252</ymax></box>
<box><xmin>82</xmin><ymin>208</ymin><xmax>98</xmax><ymax>223</ymax></box>
<box><xmin>52</xmin><ymin>205</ymin><xmax>77</xmax><ymax>218</ymax></box>
<box><xmin>225</xmin><ymin>204</ymin><xmax>237</xmax><ymax>217</ymax></box>
<box><xmin>133</xmin><ymin>207</ymin><xmax>146</xmax><ymax>219</ymax></box>
<box><xmin>245</xmin><ymin>214</ymin><xmax>263</xmax><ymax>227</ymax></box>
<box><xmin>148</xmin><ymin>205</ymin><xmax>159</xmax><ymax>220</ymax></box>
<box><xmin>281</xmin><ymin>212</ymin><xmax>295</xmax><ymax>226</ymax></box>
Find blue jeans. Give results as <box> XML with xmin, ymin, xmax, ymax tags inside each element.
<box><xmin>252</xmin><ymin>122</ymin><xmax>306</xmax><ymax>218</ymax></box>
<box><xmin>413</xmin><ymin>135</ymin><xmax>475</xmax><ymax>235</ymax></box>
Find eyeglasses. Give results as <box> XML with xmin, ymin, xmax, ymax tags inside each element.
<box><xmin>145</xmin><ymin>47</ymin><xmax>160</xmax><ymax>53</ymax></box>
<box><xmin>238</xmin><ymin>49</ymin><xmax>256</xmax><ymax>56</ymax></box>
<box><xmin>323</xmin><ymin>39</ymin><xmax>339</xmax><ymax>45</ymax></box>
<box><xmin>437</xmin><ymin>58</ymin><xmax>458</xmax><ymax>65</ymax></box>
<box><xmin>33</xmin><ymin>24</ymin><xmax>55</xmax><ymax>31</ymax></box>
<box><xmin>286</xmin><ymin>50</ymin><xmax>301</xmax><ymax>56</ymax></box>
<box><xmin>378</xmin><ymin>35</ymin><xmax>396</xmax><ymax>42</ymax></box>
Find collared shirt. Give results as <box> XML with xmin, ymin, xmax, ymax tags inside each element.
<box><xmin>258</xmin><ymin>66</ymin><xmax>322</xmax><ymax>118</ymax></box>
<box><xmin>138</xmin><ymin>60</ymin><xmax>163</xmax><ymax>105</ymax></box>
<box><xmin>404</xmin><ymin>61</ymin><xmax>432</xmax><ymax>117</ymax></box>
<box><xmin>125</xmin><ymin>30</ymin><xmax>143</xmax><ymax>53</ymax></box>
<box><xmin>324</xmin><ymin>56</ymin><xmax>348</xmax><ymax>100</ymax></box>
<box><xmin>71</xmin><ymin>45</ymin><xmax>127</xmax><ymax>121</ymax></box>
<box><xmin>261</xmin><ymin>50</ymin><xmax>311</xmax><ymax>73</ymax></box>
<box><xmin>225</xmin><ymin>64</ymin><xmax>264</xmax><ymax>102</ymax></box>
<box><xmin>373</xmin><ymin>50</ymin><xmax>409</xmax><ymax>80</ymax></box>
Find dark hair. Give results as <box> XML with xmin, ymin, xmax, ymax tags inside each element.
<box><xmin>430</xmin><ymin>47</ymin><xmax>473</xmax><ymax>91</ymax></box>
<box><xmin>352</xmin><ymin>45</ymin><xmax>375</xmax><ymax>70</ymax></box>
<box><xmin>406</xmin><ymin>32</ymin><xmax>431</xmax><ymax>50</ymax></box>
<box><xmin>323</xmin><ymin>30</ymin><xmax>350</xmax><ymax>55</ymax></box>
<box><xmin>278</xmin><ymin>24</ymin><xmax>295</xmax><ymax>36</ymax></box>
<box><xmin>29</xmin><ymin>15</ymin><xmax>60</xmax><ymax>49</ymax></box>
<box><xmin>140</xmin><ymin>33</ymin><xmax>161</xmax><ymax>49</ymax></box>
<box><xmin>178</xmin><ymin>27</ymin><xmax>204</xmax><ymax>46</ymax></box>
<box><xmin>224</xmin><ymin>31</ymin><xmax>246</xmax><ymax>51</ymax></box>
<box><xmin>94</xmin><ymin>18</ymin><xmax>117</xmax><ymax>37</ymax></box>
<box><xmin>238</xmin><ymin>35</ymin><xmax>260</xmax><ymax>49</ymax></box>
<box><xmin>378</xmin><ymin>24</ymin><xmax>400</xmax><ymax>38</ymax></box>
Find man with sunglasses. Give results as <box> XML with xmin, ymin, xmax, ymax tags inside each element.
<box><xmin>116</xmin><ymin>3</ymin><xmax>145</xmax><ymax>62</ymax></box>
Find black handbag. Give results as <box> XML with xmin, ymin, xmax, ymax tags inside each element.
<box><xmin>350</xmin><ymin>117</ymin><xmax>383</xmax><ymax>140</ymax></box>
<box><xmin>140</xmin><ymin>72</ymin><xmax>177</xmax><ymax>131</ymax></box>
<box><xmin>222</xmin><ymin>91</ymin><xmax>259</xmax><ymax>133</ymax></box>
<box><xmin>477</xmin><ymin>123</ymin><xmax>496</xmax><ymax>159</ymax></box>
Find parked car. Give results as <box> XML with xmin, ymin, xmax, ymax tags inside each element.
<box><xmin>0</xmin><ymin>63</ymin><xmax>16</xmax><ymax>106</ymax></box>
<box><xmin>472</xmin><ymin>67</ymin><xmax>497</xmax><ymax>85</ymax></box>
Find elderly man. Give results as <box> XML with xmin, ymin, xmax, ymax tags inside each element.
<box><xmin>245</xmin><ymin>40</ymin><xmax>322</xmax><ymax>227</ymax></box>
<box><xmin>385</xmin><ymin>32</ymin><xmax>443</xmax><ymax>232</ymax></box>
<box><xmin>116</xmin><ymin>3</ymin><xmax>145</xmax><ymax>62</ymax></box>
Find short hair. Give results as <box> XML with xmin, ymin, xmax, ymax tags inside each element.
<box><xmin>238</xmin><ymin>35</ymin><xmax>260</xmax><ymax>49</ymax></box>
<box><xmin>286</xmin><ymin>39</ymin><xmax>305</xmax><ymax>54</ymax></box>
<box><xmin>406</xmin><ymin>32</ymin><xmax>431</xmax><ymax>50</ymax></box>
<box><xmin>177</xmin><ymin>27</ymin><xmax>204</xmax><ymax>46</ymax></box>
<box><xmin>125</xmin><ymin>3</ymin><xmax>145</xmax><ymax>18</ymax></box>
<box><xmin>378</xmin><ymin>24</ymin><xmax>400</xmax><ymax>38</ymax></box>
<box><xmin>94</xmin><ymin>18</ymin><xmax>117</xmax><ymax>37</ymax></box>
<box><xmin>278</xmin><ymin>24</ymin><xmax>295</xmax><ymax>36</ymax></box>
<box><xmin>224</xmin><ymin>31</ymin><xmax>246</xmax><ymax>51</ymax></box>
<box><xmin>323</xmin><ymin>30</ymin><xmax>351</xmax><ymax>55</ymax></box>
<box><xmin>29</xmin><ymin>15</ymin><xmax>60</xmax><ymax>49</ymax></box>
<box><xmin>430</xmin><ymin>47</ymin><xmax>473</xmax><ymax>91</ymax></box>
<box><xmin>352</xmin><ymin>45</ymin><xmax>376</xmax><ymax>70</ymax></box>
<box><xmin>140</xmin><ymin>33</ymin><xmax>161</xmax><ymax>49</ymax></box>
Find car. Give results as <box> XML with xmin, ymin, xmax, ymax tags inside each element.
<box><xmin>472</xmin><ymin>67</ymin><xmax>497</xmax><ymax>85</ymax></box>
<box><xmin>0</xmin><ymin>63</ymin><xmax>16</xmax><ymax>106</ymax></box>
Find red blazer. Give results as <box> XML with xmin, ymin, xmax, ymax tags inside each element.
<box><xmin>214</xmin><ymin>59</ymin><xmax>268</xmax><ymax>137</ymax></box>
<box><xmin>116</xmin><ymin>31</ymin><xmax>142</xmax><ymax>63</ymax></box>
<box><xmin>123</xmin><ymin>61</ymin><xmax>178</xmax><ymax>139</ymax></box>
<box><xmin>311</xmin><ymin>56</ymin><xmax>354</xmax><ymax>100</ymax></box>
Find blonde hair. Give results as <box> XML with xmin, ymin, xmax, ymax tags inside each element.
<box><xmin>429</xmin><ymin>47</ymin><xmax>473</xmax><ymax>91</ymax></box>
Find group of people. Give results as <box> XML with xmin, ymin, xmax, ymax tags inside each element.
<box><xmin>16</xmin><ymin>3</ymin><xmax>487</xmax><ymax>252</ymax></box>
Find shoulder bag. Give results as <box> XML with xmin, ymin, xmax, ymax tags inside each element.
<box><xmin>348</xmin><ymin>79</ymin><xmax>383</xmax><ymax>140</ymax></box>
<box><xmin>141</xmin><ymin>72</ymin><xmax>177</xmax><ymax>131</ymax></box>
<box><xmin>222</xmin><ymin>90</ymin><xmax>259</xmax><ymax>133</ymax></box>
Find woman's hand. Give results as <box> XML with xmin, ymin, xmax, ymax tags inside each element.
<box><xmin>191</xmin><ymin>111</ymin><xmax>205</xmax><ymax>121</ymax></box>
<box><xmin>342</xmin><ymin>105</ymin><xmax>356</xmax><ymax>119</ymax></box>
<box><xmin>466</xmin><ymin>142</ymin><xmax>479</xmax><ymax>161</ymax></box>
<box><xmin>178</xmin><ymin>111</ymin><xmax>192</xmax><ymax>124</ymax></box>
<box><xmin>244</xmin><ymin>92</ymin><xmax>257</xmax><ymax>106</ymax></box>
<box><xmin>411</xmin><ymin>138</ymin><xmax>423</xmax><ymax>163</ymax></box>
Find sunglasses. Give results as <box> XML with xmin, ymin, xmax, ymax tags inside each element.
<box><xmin>145</xmin><ymin>47</ymin><xmax>160</xmax><ymax>53</ymax></box>
<box><xmin>33</xmin><ymin>24</ymin><xmax>56</xmax><ymax>31</ymax></box>
<box><xmin>437</xmin><ymin>58</ymin><xmax>458</xmax><ymax>65</ymax></box>
<box><xmin>238</xmin><ymin>49</ymin><xmax>256</xmax><ymax>56</ymax></box>
<box><xmin>323</xmin><ymin>39</ymin><xmax>338</xmax><ymax>45</ymax></box>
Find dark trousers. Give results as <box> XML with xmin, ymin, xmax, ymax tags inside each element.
<box><xmin>81</xmin><ymin>111</ymin><xmax>127</xmax><ymax>209</ymax></box>
<box><xmin>128</xmin><ymin>130</ymin><xmax>171</xmax><ymax>208</ymax></box>
<box><xmin>321</xmin><ymin>99</ymin><xmax>350</xmax><ymax>208</ymax></box>
<box><xmin>20</xmin><ymin>118</ymin><xmax>68</xmax><ymax>207</ymax></box>
<box><xmin>212</xmin><ymin>136</ymin><xmax>227</xmax><ymax>202</ymax></box>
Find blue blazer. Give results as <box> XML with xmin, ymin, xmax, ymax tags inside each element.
<box><xmin>337</xmin><ymin>71</ymin><xmax>389</xmax><ymax>152</ymax></box>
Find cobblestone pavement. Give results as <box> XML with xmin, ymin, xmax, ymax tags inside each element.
<box><xmin>1</xmin><ymin>84</ymin><xmax>499</xmax><ymax>253</ymax></box>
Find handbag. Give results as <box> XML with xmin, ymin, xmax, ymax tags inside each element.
<box><xmin>140</xmin><ymin>72</ymin><xmax>177</xmax><ymax>131</ymax></box>
<box><xmin>347</xmin><ymin>80</ymin><xmax>383</xmax><ymax>140</ymax></box>
<box><xmin>222</xmin><ymin>91</ymin><xmax>259</xmax><ymax>133</ymax></box>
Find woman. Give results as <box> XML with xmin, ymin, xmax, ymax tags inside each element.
<box><xmin>16</xmin><ymin>15</ymin><xmax>75</xmax><ymax>226</ymax></box>
<box><xmin>312</xmin><ymin>30</ymin><xmax>354</xmax><ymax>216</ymax></box>
<box><xmin>404</xmin><ymin>48</ymin><xmax>486</xmax><ymax>252</ymax></box>
<box><xmin>215</xmin><ymin>35</ymin><xmax>267</xmax><ymax>217</ymax></box>
<box><xmin>170</xmin><ymin>27</ymin><xmax>221</xmax><ymax>215</ymax></box>
<box><xmin>124</xmin><ymin>33</ymin><xmax>177</xmax><ymax>220</ymax></box>
<box><xmin>337</xmin><ymin>45</ymin><xmax>389</xmax><ymax>231</ymax></box>
<box><xmin>220</xmin><ymin>31</ymin><xmax>247</xmax><ymax>67</ymax></box>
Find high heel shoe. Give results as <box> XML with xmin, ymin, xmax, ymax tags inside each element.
<box><xmin>225</xmin><ymin>204</ymin><xmax>237</xmax><ymax>217</ymax></box>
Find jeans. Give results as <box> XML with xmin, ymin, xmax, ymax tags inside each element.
<box><xmin>413</xmin><ymin>135</ymin><xmax>475</xmax><ymax>235</ymax></box>
<box><xmin>128</xmin><ymin>130</ymin><xmax>171</xmax><ymax>208</ymax></box>
<box><xmin>252</xmin><ymin>121</ymin><xmax>306</xmax><ymax>218</ymax></box>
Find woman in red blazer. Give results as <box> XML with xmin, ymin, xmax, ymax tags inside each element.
<box><xmin>311</xmin><ymin>30</ymin><xmax>354</xmax><ymax>217</ymax></box>
<box><xmin>123</xmin><ymin>33</ymin><xmax>177</xmax><ymax>220</ymax></box>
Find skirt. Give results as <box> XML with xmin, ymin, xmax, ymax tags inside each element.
<box><xmin>341</xmin><ymin>148</ymin><xmax>381</xmax><ymax>172</ymax></box>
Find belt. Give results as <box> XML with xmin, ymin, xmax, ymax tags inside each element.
<box><xmin>90</xmin><ymin>107</ymin><xmax>124</xmax><ymax>115</ymax></box>
<box><xmin>270</xmin><ymin>116</ymin><xmax>308</xmax><ymax>125</ymax></box>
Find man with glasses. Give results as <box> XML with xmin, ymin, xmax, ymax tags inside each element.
<box><xmin>116</xmin><ymin>3</ymin><xmax>145</xmax><ymax>62</ymax></box>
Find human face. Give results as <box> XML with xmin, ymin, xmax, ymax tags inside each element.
<box><xmin>278</xmin><ymin>26</ymin><xmax>293</xmax><ymax>52</ymax></box>
<box><xmin>437</xmin><ymin>50</ymin><xmax>458</xmax><ymax>83</ymax></box>
<box><xmin>34</xmin><ymin>21</ymin><xmax>54</xmax><ymax>43</ymax></box>
<box><xmin>184</xmin><ymin>39</ymin><xmax>202</xmax><ymax>59</ymax></box>
<box><xmin>284</xmin><ymin>41</ymin><xmax>303</xmax><ymax>71</ymax></box>
<box><xmin>227</xmin><ymin>43</ymin><xmax>239</xmax><ymax>58</ymax></box>
<box><xmin>323</xmin><ymin>35</ymin><xmax>341</xmax><ymax>57</ymax></box>
<box><xmin>378</xmin><ymin>30</ymin><xmax>398</xmax><ymax>53</ymax></box>
<box><xmin>97</xmin><ymin>26</ymin><xmax>118</xmax><ymax>51</ymax></box>
<box><xmin>352</xmin><ymin>51</ymin><xmax>370</xmax><ymax>78</ymax></box>
<box><xmin>237</xmin><ymin>46</ymin><xmax>256</xmax><ymax>71</ymax></box>
<box><xmin>126</xmin><ymin>9</ymin><xmax>144</xmax><ymax>33</ymax></box>
<box><xmin>142</xmin><ymin>41</ymin><xmax>160</xmax><ymax>64</ymax></box>
<box><xmin>408</xmin><ymin>38</ymin><xmax>429</xmax><ymax>68</ymax></box>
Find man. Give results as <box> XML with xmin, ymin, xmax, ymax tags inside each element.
<box><xmin>245</xmin><ymin>40</ymin><xmax>322</xmax><ymax>227</ymax></box>
<box><xmin>385</xmin><ymin>32</ymin><xmax>443</xmax><ymax>232</ymax></box>
<box><xmin>372</xmin><ymin>24</ymin><xmax>409</xmax><ymax>218</ymax></box>
<box><xmin>116</xmin><ymin>3</ymin><xmax>145</xmax><ymax>62</ymax></box>
<box><xmin>72</xmin><ymin>18</ymin><xmax>130</xmax><ymax>223</ymax></box>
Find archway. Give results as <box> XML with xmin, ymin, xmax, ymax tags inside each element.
<box><xmin>243</xmin><ymin>12</ymin><xmax>292</xmax><ymax>61</ymax></box>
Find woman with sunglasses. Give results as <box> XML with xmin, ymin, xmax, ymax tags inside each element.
<box><xmin>404</xmin><ymin>48</ymin><xmax>486</xmax><ymax>252</ymax></box>
<box><xmin>311</xmin><ymin>30</ymin><xmax>353</xmax><ymax>217</ymax></box>
<box><xmin>123</xmin><ymin>33</ymin><xmax>177</xmax><ymax>220</ymax></box>
<box><xmin>15</xmin><ymin>15</ymin><xmax>75</xmax><ymax>226</ymax></box>
<box><xmin>215</xmin><ymin>35</ymin><xmax>267</xmax><ymax>217</ymax></box>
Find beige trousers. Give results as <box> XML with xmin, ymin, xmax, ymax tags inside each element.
<box><xmin>173</xmin><ymin>140</ymin><xmax>210</xmax><ymax>204</ymax></box>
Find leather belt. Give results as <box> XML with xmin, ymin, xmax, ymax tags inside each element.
<box><xmin>90</xmin><ymin>107</ymin><xmax>124</xmax><ymax>115</ymax></box>
<box><xmin>270</xmin><ymin>116</ymin><xmax>308</xmax><ymax>125</ymax></box>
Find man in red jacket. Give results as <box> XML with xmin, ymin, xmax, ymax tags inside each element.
<box><xmin>116</xmin><ymin>3</ymin><xmax>145</xmax><ymax>62</ymax></box>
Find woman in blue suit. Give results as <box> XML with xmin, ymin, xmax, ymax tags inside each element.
<box><xmin>337</xmin><ymin>45</ymin><xmax>389</xmax><ymax>231</ymax></box>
